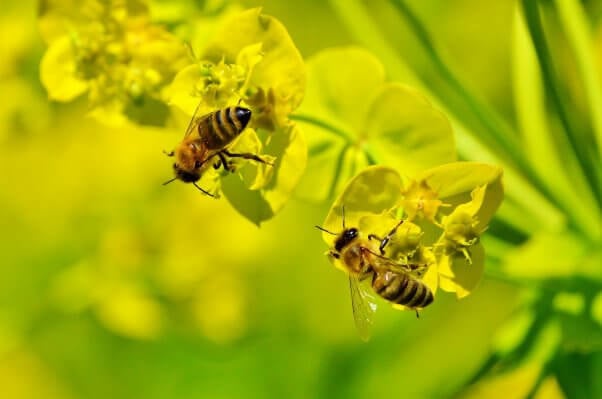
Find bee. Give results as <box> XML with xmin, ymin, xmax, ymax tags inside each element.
<box><xmin>163</xmin><ymin>103</ymin><xmax>271</xmax><ymax>196</ymax></box>
<box><xmin>316</xmin><ymin>209</ymin><xmax>433</xmax><ymax>341</ymax></box>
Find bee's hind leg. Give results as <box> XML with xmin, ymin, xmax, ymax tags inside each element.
<box><xmin>222</xmin><ymin>150</ymin><xmax>273</xmax><ymax>166</ymax></box>
<box><xmin>214</xmin><ymin>152</ymin><xmax>234</xmax><ymax>172</ymax></box>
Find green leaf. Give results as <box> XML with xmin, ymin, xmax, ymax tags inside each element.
<box><xmin>512</xmin><ymin>5</ymin><xmax>600</xmax><ymax>240</ymax></box>
<box><xmin>364</xmin><ymin>83</ymin><xmax>456</xmax><ymax>174</ymax></box>
<box><xmin>295</xmin><ymin>47</ymin><xmax>456</xmax><ymax>202</ymax></box>
<box><xmin>299</xmin><ymin>47</ymin><xmax>385</xmax><ymax>134</ymax></box>
<box><xmin>492</xmin><ymin>308</ymin><xmax>537</xmax><ymax>357</ymax></box>
<box><xmin>456</xmin><ymin>362</ymin><xmax>542</xmax><ymax>399</ymax></box>
<box><xmin>553</xmin><ymin>352</ymin><xmax>600</xmax><ymax>399</ymax></box>
<box><xmin>222</xmin><ymin>124</ymin><xmax>307</xmax><ymax>225</ymax></box>
<box><xmin>557</xmin><ymin>313</ymin><xmax>602</xmax><ymax>352</ymax></box>
<box><xmin>502</xmin><ymin>230</ymin><xmax>601</xmax><ymax>281</ymax></box>
<box><xmin>555</xmin><ymin>0</ymin><xmax>602</xmax><ymax>163</ymax></box>
<box><xmin>321</xmin><ymin>166</ymin><xmax>403</xmax><ymax>243</ymax></box>
<box><xmin>40</xmin><ymin>36</ymin><xmax>88</xmax><ymax>101</ymax></box>
<box><xmin>522</xmin><ymin>0</ymin><xmax>600</xmax><ymax>222</ymax></box>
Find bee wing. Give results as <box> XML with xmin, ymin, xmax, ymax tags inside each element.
<box><xmin>184</xmin><ymin>101</ymin><xmax>203</xmax><ymax>137</ymax></box>
<box><xmin>349</xmin><ymin>275</ymin><xmax>377</xmax><ymax>342</ymax></box>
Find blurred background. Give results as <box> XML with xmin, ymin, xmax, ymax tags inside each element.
<box><xmin>1</xmin><ymin>0</ymin><xmax>600</xmax><ymax>398</ymax></box>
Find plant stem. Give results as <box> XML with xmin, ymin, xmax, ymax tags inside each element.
<box><xmin>522</xmin><ymin>0</ymin><xmax>601</xmax><ymax>209</ymax></box>
<box><xmin>387</xmin><ymin>0</ymin><xmax>525</xmax><ymax>167</ymax></box>
<box><xmin>290</xmin><ymin>113</ymin><xmax>350</xmax><ymax>140</ymax></box>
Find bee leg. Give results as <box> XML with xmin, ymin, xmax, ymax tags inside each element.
<box><xmin>163</xmin><ymin>150</ymin><xmax>174</xmax><ymax>157</ymax></box>
<box><xmin>368</xmin><ymin>234</ymin><xmax>386</xmax><ymax>255</ymax></box>
<box><xmin>217</xmin><ymin>152</ymin><xmax>234</xmax><ymax>172</ymax></box>
<box><xmin>192</xmin><ymin>182</ymin><xmax>215</xmax><ymax>198</ymax></box>
<box><xmin>222</xmin><ymin>150</ymin><xmax>273</xmax><ymax>166</ymax></box>
<box><xmin>375</xmin><ymin>219</ymin><xmax>406</xmax><ymax>255</ymax></box>
<box><xmin>415</xmin><ymin>310</ymin><xmax>420</xmax><ymax>319</ymax></box>
<box><xmin>213</xmin><ymin>160</ymin><xmax>221</xmax><ymax>170</ymax></box>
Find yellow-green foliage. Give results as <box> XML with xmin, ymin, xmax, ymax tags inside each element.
<box><xmin>1</xmin><ymin>0</ymin><xmax>600</xmax><ymax>398</ymax></box>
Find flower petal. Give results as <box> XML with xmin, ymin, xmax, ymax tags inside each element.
<box><xmin>364</xmin><ymin>83</ymin><xmax>456</xmax><ymax>174</ymax></box>
<box><xmin>438</xmin><ymin>242</ymin><xmax>485</xmax><ymax>298</ymax></box>
<box><xmin>322</xmin><ymin>166</ymin><xmax>403</xmax><ymax>244</ymax></box>
<box><xmin>39</xmin><ymin>37</ymin><xmax>88</xmax><ymax>101</ymax></box>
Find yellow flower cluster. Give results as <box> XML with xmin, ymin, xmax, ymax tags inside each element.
<box><xmin>39</xmin><ymin>0</ymin><xmax>187</xmax><ymax>125</ymax></box>
<box><xmin>167</xmin><ymin>8</ymin><xmax>307</xmax><ymax>224</ymax></box>
<box><xmin>321</xmin><ymin>163</ymin><xmax>503</xmax><ymax>305</ymax></box>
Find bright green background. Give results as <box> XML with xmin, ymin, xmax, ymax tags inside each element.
<box><xmin>1</xmin><ymin>0</ymin><xmax>600</xmax><ymax>398</ymax></box>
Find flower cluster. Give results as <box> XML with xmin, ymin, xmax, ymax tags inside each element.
<box><xmin>167</xmin><ymin>8</ymin><xmax>307</xmax><ymax>224</ymax></box>
<box><xmin>39</xmin><ymin>0</ymin><xmax>188</xmax><ymax>125</ymax></box>
<box><xmin>321</xmin><ymin>163</ymin><xmax>503</xmax><ymax>304</ymax></box>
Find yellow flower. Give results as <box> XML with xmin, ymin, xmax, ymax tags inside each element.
<box><xmin>439</xmin><ymin>185</ymin><xmax>488</xmax><ymax>264</ymax></box>
<box><xmin>167</xmin><ymin>8</ymin><xmax>307</xmax><ymax>225</ymax></box>
<box><xmin>400</xmin><ymin>179</ymin><xmax>448</xmax><ymax>224</ymax></box>
<box><xmin>39</xmin><ymin>0</ymin><xmax>187</xmax><ymax>126</ymax></box>
<box><xmin>321</xmin><ymin>163</ymin><xmax>503</xmax><ymax>305</ymax></box>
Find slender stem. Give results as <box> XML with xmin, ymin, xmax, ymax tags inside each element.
<box><xmin>555</xmin><ymin>0</ymin><xmax>602</xmax><ymax>162</ymax></box>
<box><xmin>328</xmin><ymin>143</ymin><xmax>351</xmax><ymax>199</ymax></box>
<box><xmin>388</xmin><ymin>0</ymin><xmax>526</xmax><ymax>167</ymax></box>
<box><xmin>522</xmin><ymin>0</ymin><xmax>600</xmax><ymax>207</ymax></box>
<box><xmin>291</xmin><ymin>114</ymin><xmax>376</xmax><ymax>198</ymax></box>
<box><xmin>290</xmin><ymin>113</ymin><xmax>350</xmax><ymax>140</ymax></box>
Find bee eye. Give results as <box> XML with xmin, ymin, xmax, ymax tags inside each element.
<box><xmin>194</xmin><ymin>161</ymin><xmax>202</xmax><ymax>168</ymax></box>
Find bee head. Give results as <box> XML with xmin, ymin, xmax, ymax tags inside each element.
<box><xmin>173</xmin><ymin>162</ymin><xmax>201</xmax><ymax>183</ymax></box>
<box><xmin>334</xmin><ymin>228</ymin><xmax>359</xmax><ymax>252</ymax></box>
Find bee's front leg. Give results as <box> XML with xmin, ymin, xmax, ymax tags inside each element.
<box><xmin>368</xmin><ymin>219</ymin><xmax>405</xmax><ymax>255</ymax></box>
<box><xmin>222</xmin><ymin>149</ymin><xmax>273</xmax><ymax>166</ymax></box>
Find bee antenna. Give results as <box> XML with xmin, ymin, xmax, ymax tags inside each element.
<box><xmin>341</xmin><ymin>205</ymin><xmax>346</xmax><ymax>229</ymax></box>
<box><xmin>193</xmin><ymin>182</ymin><xmax>216</xmax><ymax>198</ymax></box>
<box><xmin>162</xmin><ymin>177</ymin><xmax>177</xmax><ymax>186</ymax></box>
<box><xmin>315</xmin><ymin>225</ymin><xmax>337</xmax><ymax>235</ymax></box>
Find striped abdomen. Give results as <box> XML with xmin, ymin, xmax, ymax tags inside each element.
<box><xmin>197</xmin><ymin>107</ymin><xmax>251</xmax><ymax>150</ymax></box>
<box><xmin>372</xmin><ymin>271</ymin><xmax>433</xmax><ymax>309</ymax></box>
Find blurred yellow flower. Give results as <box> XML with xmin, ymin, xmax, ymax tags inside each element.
<box><xmin>39</xmin><ymin>0</ymin><xmax>187</xmax><ymax>126</ymax></box>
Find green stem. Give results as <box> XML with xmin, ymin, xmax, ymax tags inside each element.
<box><xmin>328</xmin><ymin>143</ymin><xmax>351</xmax><ymax>199</ymax></box>
<box><xmin>290</xmin><ymin>113</ymin><xmax>350</xmax><ymax>141</ymax></box>
<box><xmin>522</xmin><ymin>0</ymin><xmax>600</xmax><ymax>207</ymax></box>
<box><xmin>330</xmin><ymin>0</ymin><xmax>570</xmax><ymax>235</ymax></box>
<box><xmin>387</xmin><ymin>0</ymin><xmax>527</xmax><ymax>168</ymax></box>
<box><xmin>555</xmin><ymin>0</ymin><xmax>602</xmax><ymax>203</ymax></box>
<box><xmin>555</xmin><ymin>0</ymin><xmax>602</xmax><ymax>153</ymax></box>
<box><xmin>291</xmin><ymin>114</ymin><xmax>376</xmax><ymax>198</ymax></box>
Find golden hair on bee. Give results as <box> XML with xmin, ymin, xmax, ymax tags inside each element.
<box><xmin>316</xmin><ymin>208</ymin><xmax>433</xmax><ymax>340</ymax></box>
<box><xmin>163</xmin><ymin>104</ymin><xmax>272</xmax><ymax>196</ymax></box>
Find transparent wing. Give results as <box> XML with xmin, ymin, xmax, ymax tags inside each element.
<box><xmin>184</xmin><ymin>100</ymin><xmax>203</xmax><ymax>137</ymax></box>
<box><xmin>349</xmin><ymin>275</ymin><xmax>377</xmax><ymax>342</ymax></box>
